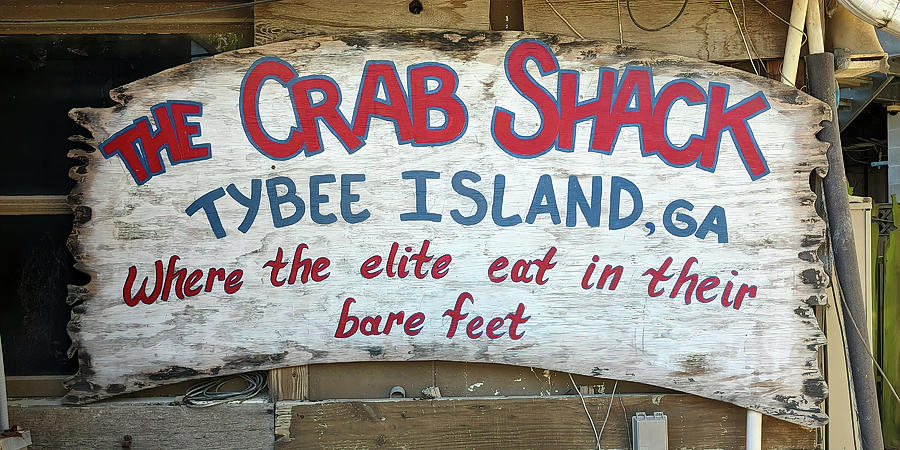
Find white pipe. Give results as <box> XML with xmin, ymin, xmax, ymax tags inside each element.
<box><xmin>782</xmin><ymin>0</ymin><xmax>809</xmax><ymax>86</ymax></box>
<box><xmin>746</xmin><ymin>410</ymin><xmax>763</xmax><ymax>450</ymax></box>
<box><xmin>807</xmin><ymin>0</ymin><xmax>825</xmax><ymax>54</ymax></box>
<box><xmin>0</xmin><ymin>333</ymin><xmax>9</xmax><ymax>432</ymax></box>
<box><xmin>838</xmin><ymin>0</ymin><xmax>900</xmax><ymax>38</ymax></box>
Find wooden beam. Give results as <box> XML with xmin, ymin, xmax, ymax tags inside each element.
<box><xmin>275</xmin><ymin>395</ymin><xmax>817</xmax><ymax>448</ymax></box>
<box><xmin>0</xmin><ymin>196</ymin><xmax>70</xmax><ymax>216</ymax></box>
<box><xmin>254</xmin><ymin>0</ymin><xmax>491</xmax><ymax>45</ymax></box>
<box><xmin>8</xmin><ymin>399</ymin><xmax>273</xmax><ymax>448</ymax></box>
<box><xmin>0</xmin><ymin>1</ymin><xmax>252</xmax><ymax>35</ymax></box>
<box><xmin>522</xmin><ymin>0</ymin><xmax>792</xmax><ymax>62</ymax></box>
<box><xmin>268</xmin><ymin>366</ymin><xmax>308</xmax><ymax>401</ymax></box>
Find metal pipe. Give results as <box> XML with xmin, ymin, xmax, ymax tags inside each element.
<box><xmin>0</xmin><ymin>333</ymin><xmax>9</xmax><ymax>432</ymax></box>
<box><xmin>782</xmin><ymin>0</ymin><xmax>809</xmax><ymax>86</ymax></box>
<box><xmin>806</xmin><ymin>52</ymin><xmax>885</xmax><ymax>450</ymax></box>
<box><xmin>746</xmin><ymin>410</ymin><xmax>762</xmax><ymax>450</ymax></box>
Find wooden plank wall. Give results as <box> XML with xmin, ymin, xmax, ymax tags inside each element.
<box><xmin>0</xmin><ymin>0</ymin><xmax>252</xmax><ymax>34</ymax></box>
<box><xmin>521</xmin><ymin>0</ymin><xmax>792</xmax><ymax>61</ymax></box>
<box><xmin>253</xmin><ymin>0</ymin><xmax>492</xmax><ymax>45</ymax></box>
<box><xmin>275</xmin><ymin>395</ymin><xmax>816</xmax><ymax>449</ymax></box>
<box><xmin>252</xmin><ymin>0</ymin><xmax>791</xmax><ymax>61</ymax></box>
<box><xmin>8</xmin><ymin>400</ymin><xmax>274</xmax><ymax>449</ymax></box>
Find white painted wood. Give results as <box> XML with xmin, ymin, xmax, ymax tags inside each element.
<box><xmin>67</xmin><ymin>30</ymin><xmax>830</xmax><ymax>427</ymax></box>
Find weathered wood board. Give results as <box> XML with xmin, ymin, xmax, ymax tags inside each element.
<box><xmin>0</xmin><ymin>0</ymin><xmax>252</xmax><ymax>35</ymax></box>
<box><xmin>522</xmin><ymin>0</ymin><xmax>792</xmax><ymax>62</ymax></box>
<box><xmin>253</xmin><ymin>0</ymin><xmax>491</xmax><ymax>45</ymax></box>
<box><xmin>275</xmin><ymin>395</ymin><xmax>816</xmax><ymax>448</ymax></box>
<box><xmin>8</xmin><ymin>400</ymin><xmax>273</xmax><ymax>449</ymax></box>
<box><xmin>67</xmin><ymin>30</ymin><xmax>829</xmax><ymax>427</ymax></box>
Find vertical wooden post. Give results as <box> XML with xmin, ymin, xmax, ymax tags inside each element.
<box><xmin>268</xmin><ymin>366</ymin><xmax>309</xmax><ymax>401</ymax></box>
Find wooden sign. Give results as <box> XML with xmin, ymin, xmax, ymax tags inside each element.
<box><xmin>68</xmin><ymin>30</ymin><xmax>830</xmax><ymax>427</ymax></box>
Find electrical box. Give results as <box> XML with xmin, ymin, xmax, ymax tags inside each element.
<box><xmin>632</xmin><ymin>412</ymin><xmax>668</xmax><ymax>450</ymax></box>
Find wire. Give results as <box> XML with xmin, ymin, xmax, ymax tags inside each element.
<box><xmin>835</xmin><ymin>279</ymin><xmax>900</xmax><ymax>405</ymax></box>
<box><xmin>738</xmin><ymin>0</ymin><xmax>768</xmax><ymax>76</ymax></box>
<box><xmin>750</xmin><ymin>0</ymin><xmax>808</xmax><ymax>49</ymax></box>
<box><xmin>597</xmin><ymin>380</ymin><xmax>618</xmax><ymax>442</ymax></box>
<box><xmin>568</xmin><ymin>373</ymin><xmax>600</xmax><ymax>450</ymax></box>
<box><xmin>830</xmin><ymin>266</ymin><xmax>863</xmax><ymax>450</ymax></box>
<box><xmin>182</xmin><ymin>371</ymin><xmax>268</xmax><ymax>408</ymax></box>
<box><xmin>619</xmin><ymin>395</ymin><xmax>632</xmax><ymax>449</ymax></box>
<box><xmin>727</xmin><ymin>0</ymin><xmax>758</xmax><ymax>75</ymax></box>
<box><xmin>626</xmin><ymin>0</ymin><xmax>688</xmax><ymax>32</ymax></box>
<box><xmin>545</xmin><ymin>0</ymin><xmax>585</xmax><ymax>39</ymax></box>
<box><xmin>0</xmin><ymin>0</ymin><xmax>282</xmax><ymax>25</ymax></box>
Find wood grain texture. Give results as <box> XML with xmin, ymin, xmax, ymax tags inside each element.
<box><xmin>269</xmin><ymin>365</ymin><xmax>309</xmax><ymax>401</ymax></box>
<box><xmin>523</xmin><ymin>0</ymin><xmax>792</xmax><ymax>62</ymax></box>
<box><xmin>67</xmin><ymin>30</ymin><xmax>830</xmax><ymax>427</ymax></box>
<box><xmin>253</xmin><ymin>0</ymin><xmax>491</xmax><ymax>45</ymax></box>
<box><xmin>7</xmin><ymin>400</ymin><xmax>273</xmax><ymax>450</ymax></box>
<box><xmin>0</xmin><ymin>196</ymin><xmax>70</xmax><ymax>216</ymax></box>
<box><xmin>275</xmin><ymin>395</ymin><xmax>816</xmax><ymax>448</ymax></box>
<box><xmin>0</xmin><ymin>1</ymin><xmax>252</xmax><ymax>35</ymax></box>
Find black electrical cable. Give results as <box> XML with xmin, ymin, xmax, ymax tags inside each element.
<box><xmin>625</xmin><ymin>0</ymin><xmax>688</xmax><ymax>32</ymax></box>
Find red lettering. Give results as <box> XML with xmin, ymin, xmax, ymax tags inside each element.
<box><xmin>432</xmin><ymin>254</ymin><xmax>452</xmax><ymax>279</ymax></box>
<box><xmin>205</xmin><ymin>268</ymin><xmax>226</xmax><ymax>292</ymax></box>
<box><xmin>263</xmin><ymin>247</ymin><xmax>288</xmax><ymax>287</ymax></box>
<box><xmin>443</xmin><ymin>292</ymin><xmax>473</xmax><ymax>338</ymax></box>
<box><xmin>352</xmin><ymin>62</ymin><xmax>414</xmax><ymax>142</ymax></box>
<box><xmin>669</xmin><ymin>256</ymin><xmax>699</xmax><ymax>304</ymax></box>
<box><xmin>122</xmin><ymin>261</ymin><xmax>163</xmax><ymax>306</ymax></box>
<box><xmin>733</xmin><ymin>284</ymin><xmax>757</xmax><ymax>310</ymax></box>
<box><xmin>385</xmin><ymin>311</ymin><xmax>405</xmax><ymax>335</ymax></box>
<box><xmin>593</xmin><ymin>68</ymin><xmax>654</xmax><ymax>153</ymax></box>
<box><xmin>492</xmin><ymin>41</ymin><xmax>560</xmax><ymax>157</ymax></box>
<box><xmin>409</xmin><ymin>64</ymin><xmax>467</xmax><ymax>144</ymax></box>
<box><xmin>291</xmin><ymin>76</ymin><xmax>362</xmax><ymax>154</ymax></box>
<box><xmin>466</xmin><ymin>316</ymin><xmax>484</xmax><ymax>338</ymax></box>
<box><xmin>240</xmin><ymin>58</ymin><xmax>305</xmax><ymax>159</ymax></box>
<box><xmin>404</xmin><ymin>312</ymin><xmax>425</xmax><ymax>336</ymax></box>
<box><xmin>169</xmin><ymin>101</ymin><xmax>209</xmax><ymax>160</ymax></box>
<box><xmin>360</xmin><ymin>315</ymin><xmax>383</xmax><ymax>336</ymax></box>
<box><xmin>506</xmin><ymin>303</ymin><xmax>530</xmax><ymax>340</ymax></box>
<box><xmin>643</xmin><ymin>257</ymin><xmax>674</xmax><ymax>297</ymax></box>
<box><xmin>183</xmin><ymin>269</ymin><xmax>203</xmax><ymax>297</ymax></box>
<box><xmin>360</xmin><ymin>255</ymin><xmax>383</xmax><ymax>279</ymax></box>
<box><xmin>701</xmin><ymin>85</ymin><xmax>770</xmax><ymax>179</ymax></box>
<box><xmin>335</xmin><ymin>297</ymin><xmax>360</xmax><ymax>338</ymax></box>
<box><xmin>532</xmin><ymin>247</ymin><xmax>557</xmax><ymax>285</ymax></box>
<box><xmin>122</xmin><ymin>256</ymin><xmax>240</xmax><ymax>305</ymax></box>
<box><xmin>224</xmin><ymin>269</ymin><xmax>243</xmax><ymax>294</ymax></box>
<box><xmin>488</xmin><ymin>257</ymin><xmax>509</xmax><ymax>282</ymax></box>
<box><xmin>696</xmin><ymin>276</ymin><xmax>719</xmax><ymax>303</ymax></box>
<box><xmin>558</xmin><ymin>69</ymin><xmax>616</xmax><ymax>151</ymax></box>
<box><xmin>485</xmin><ymin>317</ymin><xmax>505</xmax><ymax>339</ymax></box>
<box><xmin>100</xmin><ymin>125</ymin><xmax>152</xmax><ymax>185</ymax></box>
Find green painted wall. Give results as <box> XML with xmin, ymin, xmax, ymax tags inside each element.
<box><xmin>877</xmin><ymin>197</ymin><xmax>900</xmax><ymax>447</ymax></box>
